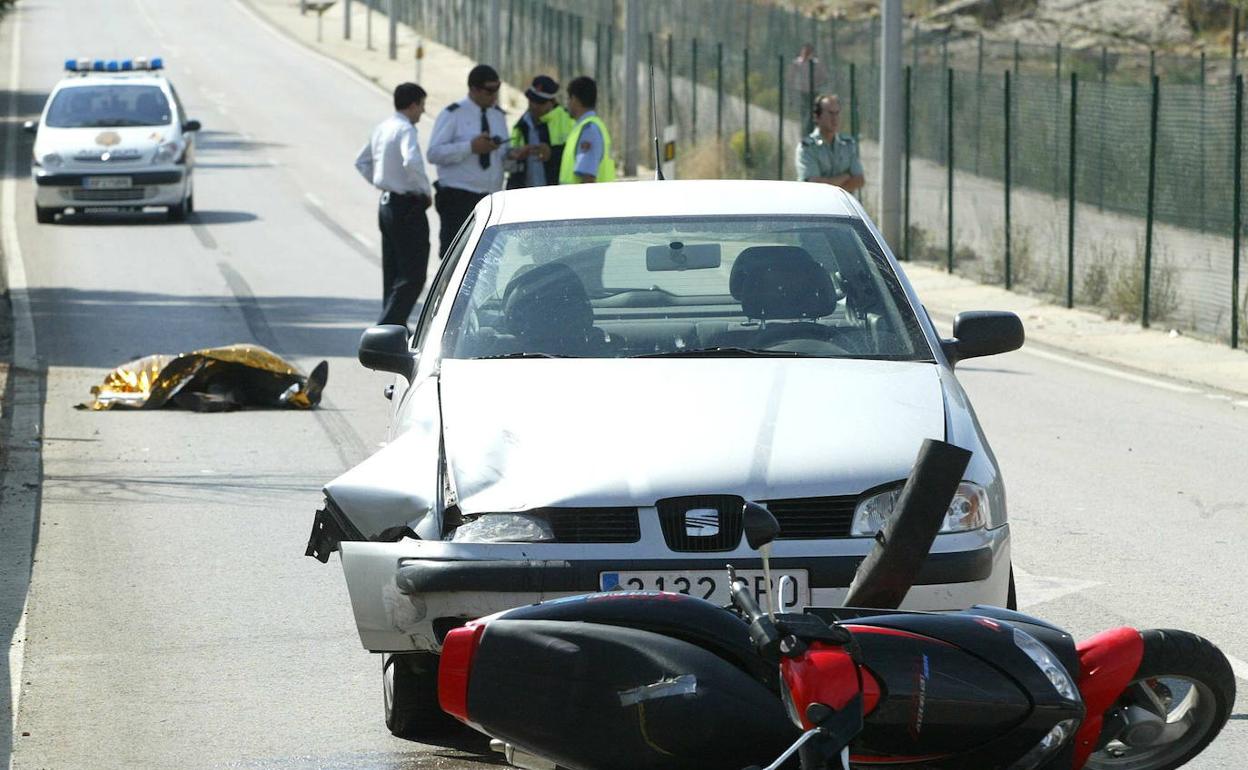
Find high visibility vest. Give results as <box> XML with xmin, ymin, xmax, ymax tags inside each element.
<box><xmin>559</xmin><ymin>115</ymin><xmax>616</xmax><ymax>183</ymax></box>
<box><xmin>508</xmin><ymin>106</ymin><xmax>576</xmax><ymax>188</ymax></box>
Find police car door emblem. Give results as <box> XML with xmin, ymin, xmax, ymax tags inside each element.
<box><xmin>95</xmin><ymin>131</ymin><xmax>121</xmax><ymax>147</ymax></box>
<box><xmin>684</xmin><ymin>508</ymin><xmax>719</xmax><ymax>537</ymax></box>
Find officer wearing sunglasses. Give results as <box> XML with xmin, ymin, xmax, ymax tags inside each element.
<box><xmin>427</xmin><ymin>64</ymin><xmax>511</xmax><ymax>257</ymax></box>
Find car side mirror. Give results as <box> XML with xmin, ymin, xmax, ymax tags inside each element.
<box><xmin>941</xmin><ymin>310</ymin><xmax>1024</xmax><ymax>366</ymax></box>
<box><xmin>183</xmin><ymin>119</ymin><xmax>201</xmax><ymax>132</ymax></box>
<box><xmin>22</xmin><ymin>120</ymin><xmax>37</xmax><ymax>134</ymax></box>
<box><xmin>742</xmin><ymin>502</ymin><xmax>780</xmax><ymax>551</ymax></box>
<box><xmin>358</xmin><ymin>325</ymin><xmax>416</xmax><ymax>380</ymax></box>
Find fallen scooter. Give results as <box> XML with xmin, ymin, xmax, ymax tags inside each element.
<box><xmin>437</xmin><ymin>440</ymin><xmax>1235</xmax><ymax>770</ymax></box>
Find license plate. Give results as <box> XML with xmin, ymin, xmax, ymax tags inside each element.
<box><xmin>599</xmin><ymin>569</ymin><xmax>810</xmax><ymax>611</ymax></box>
<box><xmin>83</xmin><ymin>176</ymin><xmax>132</xmax><ymax>190</ymax></box>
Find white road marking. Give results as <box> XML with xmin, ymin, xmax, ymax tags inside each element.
<box><xmin>305</xmin><ymin>192</ymin><xmax>324</xmax><ymax>208</ymax></box>
<box><xmin>1228</xmin><ymin>654</ymin><xmax>1248</xmax><ymax>683</ymax></box>
<box><xmin>351</xmin><ymin>231</ymin><xmax>373</xmax><ymax>248</ymax></box>
<box><xmin>1235</xmin><ymin>400</ymin><xmax>1248</xmax><ymax>409</ymax></box>
<box><xmin>1022</xmin><ymin>347</ymin><xmax>1203</xmax><ymax>395</ymax></box>
<box><xmin>2</xmin><ymin>6</ymin><xmax>34</xmax><ymax>750</ymax></box>
<box><xmin>1011</xmin><ymin>566</ymin><xmax>1101</xmax><ymax>610</ymax></box>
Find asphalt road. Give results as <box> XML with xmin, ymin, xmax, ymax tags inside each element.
<box><xmin>1</xmin><ymin>0</ymin><xmax>1244</xmax><ymax>768</ymax></box>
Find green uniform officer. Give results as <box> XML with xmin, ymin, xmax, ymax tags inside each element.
<box><xmin>795</xmin><ymin>94</ymin><xmax>864</xmax><ymax>193</ymax></box>
<box><xmin>560</xmin><ymin>76</ymin><xmax>616</xmax><ymax>183</ymax></box>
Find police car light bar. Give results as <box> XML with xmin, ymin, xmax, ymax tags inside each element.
<box><xmin>64</xmin><ymin>57</ymin><xmax>164</xmax><ymax>73</ymax></box>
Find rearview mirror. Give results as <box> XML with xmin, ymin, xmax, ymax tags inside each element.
<box><xmin>22</xmin><ymin>120</ymin><xmax>37</xmax><ymax>134</ymax></box>
<box><xmin>358</xmin><ymin>325</ymin><xmax>416</xmax><ymax>380</ymax></box>
<box><xmin>646</xmin><ymin>242</ymin><xmax>721</xmax><ymax>271</ymax></box>
<box><xmin>742</xmin><ymin>502</ymin><xmax>780</xmax><ymax>550</ymax></box>
<box><xmin>183</xmin><ymin>119</ymin><xmax>201</xmax><ymax>132</ymax></box>
<box><xmin>941</xmin><ymin>310</ymin><xmax>1024</xmax><ymax>366</ymax></box>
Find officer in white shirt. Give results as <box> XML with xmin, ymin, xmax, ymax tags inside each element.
<box><xmin>426</xmin><ymin>64</ymin><xmax>509</xmax><ymax>256</ymax></box>
<box><xmin>354</xmin><ymin>82</ymin><xmax>433</xmax><ymax>327</ymax></box>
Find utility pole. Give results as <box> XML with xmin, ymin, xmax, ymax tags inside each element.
<box><xmin>487</xmin><ymin>0</ymin><xmax>502</xmax><ymax>68</ymax></box>
<box><xmin>879</xmin><ymin>0</ymin><xmax>903</xmax><ymax>248</ymax></box>
<box><xmin>624</xmin><ymin>0</ymin><xmax>640</xmax><ymax>176</ymax></box>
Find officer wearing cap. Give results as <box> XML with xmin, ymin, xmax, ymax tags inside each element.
<box><xmin>354</xmin><ymin>82</ymin><xmax>433</xmax><ymax>327</ymax></box>
<box><xmin>560</xmin><ymin>76</ymin><xmax>615</xmax><ymax>184</ymax></box>
<box><xmin>427</xmin><ymin>64</ymin><xmax>510</xmax><ymax>255</ymax></box>
<box><xmin>507</xmin><ymin>75</ymin><xmax>575</xmax><ymax>189</ymax></box>
<box><xmin>796</xmin><ymin>94</ymin><xmax>864</xmax><ymax>193</ymax></box>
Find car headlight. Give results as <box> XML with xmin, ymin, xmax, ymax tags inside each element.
<box><xmin>39</xmin><ymin>152</ymin><xmax>63</xmax><ymax>169</ymax></box>
<box><xmin>152</xmin><ymin>141</ymin><xmax>183</xmax><ymax>164</ymax></box>
<box><xmin>450</xmin><ymin>512</ymin><xmax>555</xmax><ymax>543</ymax></box>
<box><xmin>851</xmin><ymin>481</ymin><xmax>988</xmax><ymax>536</ymax></box>
<box><xmin>1012</xmin><ymin>627</ymin><xmax>1079</xmax><ymax>701</ymax></box>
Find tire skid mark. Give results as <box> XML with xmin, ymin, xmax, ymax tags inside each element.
<box><xmin>216</xmin><ymin>262</ymin><xmax>370</xmax><ymax>470</ymax></box>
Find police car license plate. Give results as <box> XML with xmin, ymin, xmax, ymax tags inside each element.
<box><xmin>83</xmin><ymin>176</ymin><xmax>132</xmax><ymax>190</ymax></box>
<box><xmin>599</xmin><ymin>569</ymin><xmax>810</xmax><ymax>611</ymax></box>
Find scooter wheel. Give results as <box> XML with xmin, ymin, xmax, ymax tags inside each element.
<box><xmin>1084</xmin><ymin>629</ymin><xmax>1235</xmax><ymax>770</ymax></box>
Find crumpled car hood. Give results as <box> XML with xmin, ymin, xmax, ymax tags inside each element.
<box><xmin>439</xmin><ymin>358</ymin><xmax>946</xmax><ymax>513</ymax></box>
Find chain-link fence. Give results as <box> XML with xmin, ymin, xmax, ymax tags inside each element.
<box><xmin>383</xmin><ymin>0</ymin><xmax>1246</xmax><ymax>350</ymax></box>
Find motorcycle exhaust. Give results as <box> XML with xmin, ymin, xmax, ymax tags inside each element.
<box><xmin>843</xmin><ymin>439</ymin><xmax>972</xmax><ymax>609</ymax></box>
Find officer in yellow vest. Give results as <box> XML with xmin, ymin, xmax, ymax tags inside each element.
<box><xmin>559</xmin><ymin>76</ymin><xmax>616</xmax><ymax>183</ymax></box>
<box><xmin>507</xmin><ymin>75</ymin><xmax>576</xmax><ymax>189</ymax></box>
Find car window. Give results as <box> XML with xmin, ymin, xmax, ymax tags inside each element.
<box><xmin>441</xmin><ymin>215</ymin><xmax>932</xmax><ymax>361</ymax></box>
<box><xmin>45</xmin><ymin>85</ymin><xmax>172</xmax><ymax>128</ymax></box>
<box><xmin>412</xmin><ymin>215</ymin><xmax>475</xmax><ymax>354</ymax></box>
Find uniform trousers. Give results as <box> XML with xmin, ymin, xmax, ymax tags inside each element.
<box><xmin>377</xmin><ymin>191</ymin><xmax>431</xmax><ymax>327</ymax></box>
<box><xmin>433</xmin><ymin>182</ymin><xmax>487</xmax><ymax>257</ymax></box>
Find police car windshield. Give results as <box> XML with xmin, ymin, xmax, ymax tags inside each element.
<box><xmin>441</xmin><ymin>215</ymin><xmax>934</xmax><ymax>362</ymax></box>
<box><xmin>45</xmin><ymin>85</ymin><xmax>172</xmax><ymax>128</ymax></box>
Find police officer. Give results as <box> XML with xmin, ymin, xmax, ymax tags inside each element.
<box><xmin>796</xmin><ymin>94</ymin><xmax>864</xmax><ymax>193</ymax></box>
<box><xmin>354</xmin><ymin>82</ymin><xmax>433</xmax><ymax>327</ymax></box>
<box><xmin>560</xmin><ymin>76</ymin><xmax>615</xmax><ymax>184</ymax></box>
<box><xmin>427</xmin><ymin>64</ymin><xmax>509</xmax><ymax>255</ymax></box>
<box><xmin>507</xmin><ymin>75</ymin><xmax>575</xmax><ymax>189</ymax></box>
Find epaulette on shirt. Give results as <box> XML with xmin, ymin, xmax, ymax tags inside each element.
<box><xmin>839</xmin><ymin>133</ymin><xmax>856</xmax><ymax>144</ymax></box>
<box><xmin>491</xmin><ymin>104</ymin><xmax>506</xmax><ymax>115</ymax></box>
<box><xmin>801</xmin><ymin>135</ymin><xmax>817</xmax><ymax>147</ymax></box>
<box><xmin>445</xmin><ymin>102</ymin><xmax>461</xmax><ymax>112</ymax></box>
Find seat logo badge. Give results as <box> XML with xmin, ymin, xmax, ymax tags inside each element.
<box><xmin>95</xmin><ymin>131</ymin><xmax>121</xmax><ymax>147</ymax></box>
<box><xmin>684</xmin><ymin>509</ymin><xmax>720</xmax><ymax>537</ymax></box>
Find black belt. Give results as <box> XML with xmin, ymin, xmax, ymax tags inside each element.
<box><xmin>381</xmin><ymin>190</ymin><xmax>429</xmax><ymax>205</ymax></box>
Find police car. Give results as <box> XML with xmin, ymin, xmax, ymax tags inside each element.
<box><xmin>25</xmin><ymin>57</ymin><xmax>201</xmax><ymax>223</ymax></box>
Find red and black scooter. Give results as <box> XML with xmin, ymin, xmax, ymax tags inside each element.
<box><xmin>436</xmin><ymin>440</ymin><xmax>1235</xmax><ymax>770</ymax></box>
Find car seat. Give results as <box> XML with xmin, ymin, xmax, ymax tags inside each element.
<box><xmin>501</xmin><ymin>262</ymin><xmax>623</xmax><ymax>356</ymax></box>
<box><xmin>134</xmin><ymin>91</ymin><xmax>167</xmax><ymax>124</ymax></box>
<box><xmin>709</xmin><ymin>246</ymin><xmax>838</xmax><ymax>348</ymax></box>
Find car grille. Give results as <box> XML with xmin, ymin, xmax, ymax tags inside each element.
<box><xmin>72</xmin><ymin>187</ymin><xmax>148</xmax><ymax>202</ymax></box>
<box><xmin>657</xmin><ymin>495</ymin><xmax>744</xmax><ymax>552</ymax></box>
<box><xmin>764</xmin><ymin>495</ymin><xmax>859</xmax><ymax>539</ymax></box>
<box><xmin>546</xmin><ymin>507</ymin><xmax>640</xmax><ymax>543</ymax></box>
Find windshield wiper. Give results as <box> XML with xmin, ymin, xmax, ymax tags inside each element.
<box><xmin>633</xmin><ymin>347</ymin><xmax>804</xmax><ymax>358</ymax></box>
<box><xmin>471</xmin><ymin>352</ymin><xmax>572</xmax><ymax>360</ymax></box>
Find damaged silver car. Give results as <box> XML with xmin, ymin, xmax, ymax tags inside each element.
<box><xmin>305</xmin><ymin>179</ymin><xmax>1024</xmax><ymax>739</ymax></box>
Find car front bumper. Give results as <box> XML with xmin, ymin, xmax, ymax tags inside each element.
<box><xmin>33</xmin><ymin>168</ymin><xmax>189</xmax><ymax>208</ymax></box>
<box><xmin>338</xmin><ymin>524</ymin><xmax>1012</xmax><ymax>652</ymax></box>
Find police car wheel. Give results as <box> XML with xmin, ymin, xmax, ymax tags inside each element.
<box><xmin>185</xmin><ymin>194</ymin><xmax>194</xmax><ymax>214</ymax></box>
<box><xmin>35</xmin><ymin>206</ymin><xmax>57</xmax><ymax>224</ymax></box>
<box><xmin>167</xmin><ymin>200</ymin><xmax>188</xmax><ymax>222</ymax></box>
<box><xmin>382</xmin><ymin>652</ymin><xmax>460</xmax><ymax>740</ymax></box>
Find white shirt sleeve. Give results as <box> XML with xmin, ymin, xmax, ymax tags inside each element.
<box><xmin>354</xmin><ymin>139</ymin><xmax>374</xmax><ymax>184</ymax></box>
<box><xmin>426</xmin><ymin>109</ymin><xmax>473</xmax><ymax>166</ymax></box>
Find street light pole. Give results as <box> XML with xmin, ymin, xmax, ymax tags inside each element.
<box><xmin>879</xmin><ymin>0</ymin><xmax>903</xmax><ymax>249</ymax></box>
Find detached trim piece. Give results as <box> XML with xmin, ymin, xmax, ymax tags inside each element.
<box><xmin>304</xmin><ymin>498</ymin><xmax>365</xmax><ymax>563</ymax></box>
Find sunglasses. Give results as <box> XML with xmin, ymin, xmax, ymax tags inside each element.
<box><xmin>475</xmin><ymin>83</ymin><xmax>501</xmax><ymax>94</ymax></box>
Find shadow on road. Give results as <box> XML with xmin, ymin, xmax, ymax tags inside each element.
<box><xmin>25</xmin><ymin>287</ymin><xmax>380</xmax><ymax>368</ymax></box>
<box><xmin>51</xmin><ymin>209</ymin><xmax>259</xmax><ymax>226</ymax></box>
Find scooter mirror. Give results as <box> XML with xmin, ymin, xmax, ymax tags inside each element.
<box><xmin>743</xmin><ymin>502</ymin><xmax>780</xmax><ymax>550</ymax></box>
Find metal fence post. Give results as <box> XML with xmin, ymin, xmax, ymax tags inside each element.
<box><xmin>716</xmin><ymin>42</ymin><xmax>724</xmax><ymax>141</ymax></box>
<box><xmin>1234</xmin><ymin>8</ymin><xmax>1240</xmax><ymax>84</ymax></box>
<box><xmin>904</xmin><ymin>64</ymin><xmax>911</xmax><ymax>261</ymax></box>
<box><xmin>1067</xmin><ymin>72</ymin><xmax>1078</xmax><ymax>308</ymax></box>
<box><xmin>1143</xmin><ymin>74</ymin><xmax>1160</xmax><ymax>328</ymax></box>
<box><xmin>1005</xmin><ymin>70</ymin><xmax>1012</xmax><ymax>289</ymax></box>
<box><xmin>388</xmin><ymin>0</ymin><xmax>397</xmax><ymax>60</ymax></box>
<box><xmin>366</xmin><ymin>0</ymin><xmax>374</xmax><ymax>50</ymax></box>
<box><xmin>744</xmin><ymin>47</ymin><xmax>752</xmax><ymax>169</ymax></box>
<box><xmin>947</xmin><ymin>67</ymin><xmax>954</xmax><ymax>273</ymax></box>
<box><xmin>667</xmin><ymin>34</ymin><xmax>674</xmax><ymax>128</ymax></box>
<box><xmin>975</xmin><ymin>33</ymin><xmax>983</xmax><ymax>173</ymax></box>
<box><xmin>778</xmin><ymin>54</ymin><xmax>785</xmax><ymax>180</ymax></box>
<box><xmin>849</xmin><ymin>61</ymin><xmax>858</xmax><ymax>140</ymax></box>
<box><xmin>344</xmin><ymin>0</ymin><xmax>352</xmax><ymax>39</ymax></box>
<box><xmin>807</xmin><ymin>58</ymin><xmax>815</xmax><ymax>134</ymax></box>
<box><xmin>1234</xmin><ymin>74</ymin><xmax>1243</xmax><ymax>348</ymax></box>
<box><xmin>692</xmin><ymin>38</ymin><xmax>699</xmax><ymax>143</ymax></box>
<box><xmin>1200</xmin><ymin>52</ymin><xmax>1207</xmax><ymax>230</ymax></box>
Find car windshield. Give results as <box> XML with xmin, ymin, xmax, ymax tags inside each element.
<box><xmin>441</xmin><ymin>215</ymin><xmax>933</xmax><ymax>361</ymax></box>
<box><xmin>45</xmin><ymin>85</ymin><xmax>172</xmax><ymax>128</ymax></box>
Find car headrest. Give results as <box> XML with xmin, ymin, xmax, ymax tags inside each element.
<box><xmin>502</xmin><ymin>262</ymin><xmax>594</xmax><ymax>343</ymax></box>
<box><xmin>732</xmin><ymin>246</ymin><xmax>838</xmax><ymax>320</ymax></box>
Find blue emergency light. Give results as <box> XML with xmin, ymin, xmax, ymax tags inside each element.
<box><xmin>64</xmin><ymin>57</ymin><xmax>165</xmax><ymax>73</ymax></box>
